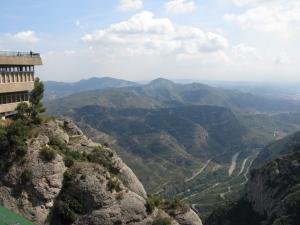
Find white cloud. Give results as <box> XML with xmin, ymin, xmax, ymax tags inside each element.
<box><xmin>230</xmin><ymin>0</ymin><xmax>272</xmax><ymax>7</ymax></box>
<box><xmin>118</xmin><ymin>0</ymin><xmax>143</xmax><ymax>11</ymax></box>
<box><xmin>63</xmin><ymin>50</ymin><xmax>76</xmax><ymax>56</ymax></box>
<box><xmin>176</xmin><ymin>50</ymin><xmax>230</xmax><ymax>65</ymax></box>
<box><xmin>232</xmin><ymin>43</ymin><xmax>262</xmax><ymax>61</ymax></box>
<box><xmin>0</xmin><ymin>42</ymin><xmax>6</xmax><ymax>51</ymax></box>
<box><xmin>10</xmin><ymin>30</ymin><xmax>39</xmax><ymax>43</ymax></box>
<box><xmin>275</xmin><ymin>52</ymin><xmax>290</xmax><ymax>64</ymax></box>
<box><xmin>224</xmin><ymin>1</ymin><xmax>300</xmax><ymax>36</ymax></box>
<box><xmin>75</xmin><ymin>20</ymin><xmax>81</xmax><ymax>27</ymax></box>
<box><xmin>165</xmin><ymin>0</ymin><xmax>197</xmax><ymax>14</ymax></box>
<box><xmin>0</xmin><ymin>47</ymin><xmax>6</xmax><ymax>51</ymax></box>
<box><xmin>82</xmin><ymin>11</ymin><xmax>228</xmax><ymax>57</ymax></box>
<box><xmin>230</xmin><ymin>0</ymin><xmax>251</xmax><ymax>6</ymax></box>
<box><xmin>75</xmin><ymin>20</ymin><xmax>85</xmax><ymax>30</ymax></box>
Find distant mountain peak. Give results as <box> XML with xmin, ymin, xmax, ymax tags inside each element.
<box><xmin>77</xmin><ymin>76</ymin><xmax>135</xmax><ymax>83</ymax></box>
<box><xmin>147</xmin><ymin>78</ymin><xmax>176</xmax><ymax>88</ymax></box>
<box><xmin>45</xmin><ymin>76</ymin><xmax>138</xmax><ymax>100</ymax></box>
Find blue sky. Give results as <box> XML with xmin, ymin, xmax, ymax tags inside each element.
<box><xmin>0</xmin><ymin>0</ymin><xmax>299</xmax><ymax>82</ymax></box>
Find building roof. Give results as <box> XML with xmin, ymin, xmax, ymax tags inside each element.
<box><xmin>0</xmin><ymin>51</ymin><xmax>42</xmax><ymax>66</ymax></box>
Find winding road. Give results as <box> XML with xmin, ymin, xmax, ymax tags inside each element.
<box><xmin>220</xmin><ymin>186</ymin><xmax>231</xmax><ymax>200</ymax></box>
<box><xmin>185</xmin><ymin>159</ymin><xmax>211</xmax><ymax>183</ymax></box>
<box><xmin>238</xmin><ymin>156</ymin><xmax>249</xmax><ymax>176</ymax></box>
<box><xmin>241</xmin><ymin>154</ymin><xmax>257</xmax><ymax>185</ymax></box>
<box><xmin>220</xmin><ymin>152</ymin><xmax>259</xmax><ymax>199</ymax></box>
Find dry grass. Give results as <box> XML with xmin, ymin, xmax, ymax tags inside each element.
<box><xmin>40</xmin><ymin>114</ymin><xmax>56</xmax><ymax>123</ymax></box>
<box><xmin>0</xmin><ymin>119</ymin><xmax>13</xmax><ymax>128</ymax></box>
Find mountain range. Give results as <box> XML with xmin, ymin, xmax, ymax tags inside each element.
<box><xmin>45</xmin><ymin>77</ymin><xmax>137</xmax><ymax>100</ymax></box>
<box><xmin>45</xmin><ymin>76</ymin><xmax>300</xmax><ymax>219</ymax></box>
<box><xmin>47</xmin><ymin>77</ymin><xmax>300</xmax><ymax>113</ymax></box>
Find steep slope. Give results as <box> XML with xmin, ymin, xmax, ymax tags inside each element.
<box><xmin>46</xmin><ymin>88</ymin><xmax>166</xmax><ymax>115</ymax></box>
<box><xmin>206</xmin><ymin>141</ymin><xmax>300</xmax><ymax>225</ymax></box>
<box><xmin>252</xmin><ymin>131</ymin><xmax>300</xmax><ymax>168</ymax></box>
<box><xmin>54</xmin><ymin>105</ymin><xmax>250</xmax><ymax>192</ymax></box>
<box><xmin>45</xmin><ymin>77</ymin><xmax>137</xmax><ymax>100</ymax></box>
<box><xmin>0</xmin><ymin>118</ymin><xmax>202</xmax><ymax>225</ymax></box>
<box><xmin>236</xmin><ymin>112</ymin><xmax>300</xmax><ymax>146</ymax></box>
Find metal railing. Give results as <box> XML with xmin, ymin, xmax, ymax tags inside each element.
<box><xmin>0</xmin><ymin>51</ymin><xmax>40</xmax><ymax>57</ymax></box>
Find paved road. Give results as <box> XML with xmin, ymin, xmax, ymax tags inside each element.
<box><xmin>238</xmin><ymin>156</ymin><xmax>249</xmax><ymax>176</ymax></box>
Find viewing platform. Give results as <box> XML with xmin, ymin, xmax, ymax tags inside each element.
<box><xmin>0</xmin><ymin>51</ymin><xmax>42</xmax><ymax>66</ymax></box>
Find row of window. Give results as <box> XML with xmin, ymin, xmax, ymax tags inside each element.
<box><xmin>0</xmin><ymin>92</ymin><xmax>29</xmax><ymax>105</ymax></box>
<box><xmin>0</xmin><ymin>74</ymin><xmax>34</xmax><ymax>83</ymax></box>
<box><xmin>0</xmin><ymin>66</ymin><xmax>34</xmax><ymax>72</ymax></box>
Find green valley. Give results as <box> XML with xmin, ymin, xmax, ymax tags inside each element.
<box><xmin>45</xmin><ymin>78</ymin><xmax>300</xmax><ymax>219</ymax></box>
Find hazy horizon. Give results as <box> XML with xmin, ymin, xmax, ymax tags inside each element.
<box><xmin>44</xmin><ymin>75</ymin><xmax>300</xmax><ymax>86</ymax></box>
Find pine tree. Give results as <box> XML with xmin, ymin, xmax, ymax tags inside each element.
<box><xmin>29</xmin><ymin>78</ymin><xmax>46</xmax><ymax>123</ymax></box>
<box><xmin>15</xmin><ymin>102</ymin><xmax>31</xmax><ymax>122</ymax></box>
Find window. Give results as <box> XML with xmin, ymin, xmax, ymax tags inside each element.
<box><xmin>0</xmin><ymin>91</ymin><xmax>29</xmax><ymax>105</ymax></box>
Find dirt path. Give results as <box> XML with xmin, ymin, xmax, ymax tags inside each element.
<box><xmin>220</xmin><ymin>186</ymin><xmax>232</xmax><ymax>200</ymax></box>
<box><xmin>185</xmin><ymin>159</ymin><xmax>211</xmax><ymax>183</ymax></box>
<box><xmin>154</xmin><ymin>181</ymin><xmax>169</xmax><ymax>195</ymax></box>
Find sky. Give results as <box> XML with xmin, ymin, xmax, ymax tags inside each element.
<box><xmin>0</xmin><ymin>0</ymin><xmax>299</xmax><ymax>82</ymax></box>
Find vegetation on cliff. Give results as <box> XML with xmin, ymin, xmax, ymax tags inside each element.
<box><xmin>206</xmin><ymin>146</ymin><xmax>300</xmax><ymax>225</ymax></box>
<box><xmin>0</xmin><ymin>79</ymin><xmax>202</xmax><ymax>225</ymax></box>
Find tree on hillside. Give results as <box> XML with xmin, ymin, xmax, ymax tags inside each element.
<box><xmin>15</xmin><ymin>102</ymin><xmax>31</xmax><ymax>122</ymax></box>
<box><xmin>30</xmin><ymin>78</ymin><xmax>46</xmax><ymax>123</ymax></box>
<box><xmin>16</xmin><ymin>78</ymin><xmax>46</xmax><ymax>123</ymax></box>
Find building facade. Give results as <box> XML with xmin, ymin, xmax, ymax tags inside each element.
<box><xmin>0</xmin><ymin>51</ymin><xmax>42</xmax><ymax>118</ymax></box>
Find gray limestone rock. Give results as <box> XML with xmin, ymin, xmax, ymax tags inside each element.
<box><xmin>0</xmin><ymin>118</ymin><xmax>203</xmax><ymax>225</ymax></box>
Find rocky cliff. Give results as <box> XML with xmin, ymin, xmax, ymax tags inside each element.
<box><xmin>206</xmin><ymin>150</ymin><xmax>300</xmax><ymax>225</ymax></box>
<box><xmin>246</xmin><ymin>151</ymin><xmax>300</xmax><ymax>225</ymax></box>
<box><xmin>0</xmin><ymin>118</ymin><xmax>203</xmax><ymax>225</ymax></box>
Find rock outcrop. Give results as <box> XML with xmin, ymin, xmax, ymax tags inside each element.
<box><xmin>245</xmin><ymin>152</ymin><xmax>300</xmax><ymax>225</ymax></box>
<box><xmin>174</xmin><ymin>210</ymin><xmax>203</xmax><ymax>225</ymax></box>
<box><xmin>206</xmin><ymin>151</ymin><xmax>300</xmax><ymax>225</ymax></box>
<box><xmin>0</xmin><ymin>118</ymin><xmax>203</xmax><ymax>225</ymax></box>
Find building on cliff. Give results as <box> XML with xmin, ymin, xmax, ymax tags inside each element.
<box><xmin>0</xmin><ymin>51</ymin><xmax>42</xmax><ymax>119</ymax></box>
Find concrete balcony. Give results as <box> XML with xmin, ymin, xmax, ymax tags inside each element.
<box><xmin>0</xmin><ymin>52</ymin><xmax>42</xmax><ymax>66</ymax></box>
<box><xmin>0</xmin><ymin>82</ymin><xmax>34</xmax><ymax>94</ymax></box>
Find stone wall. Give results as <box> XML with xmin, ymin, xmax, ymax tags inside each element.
<box><xmin>0</xmin><ymin>82</ymin><xmax>34</xmax><ymax>94</ymax></box>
